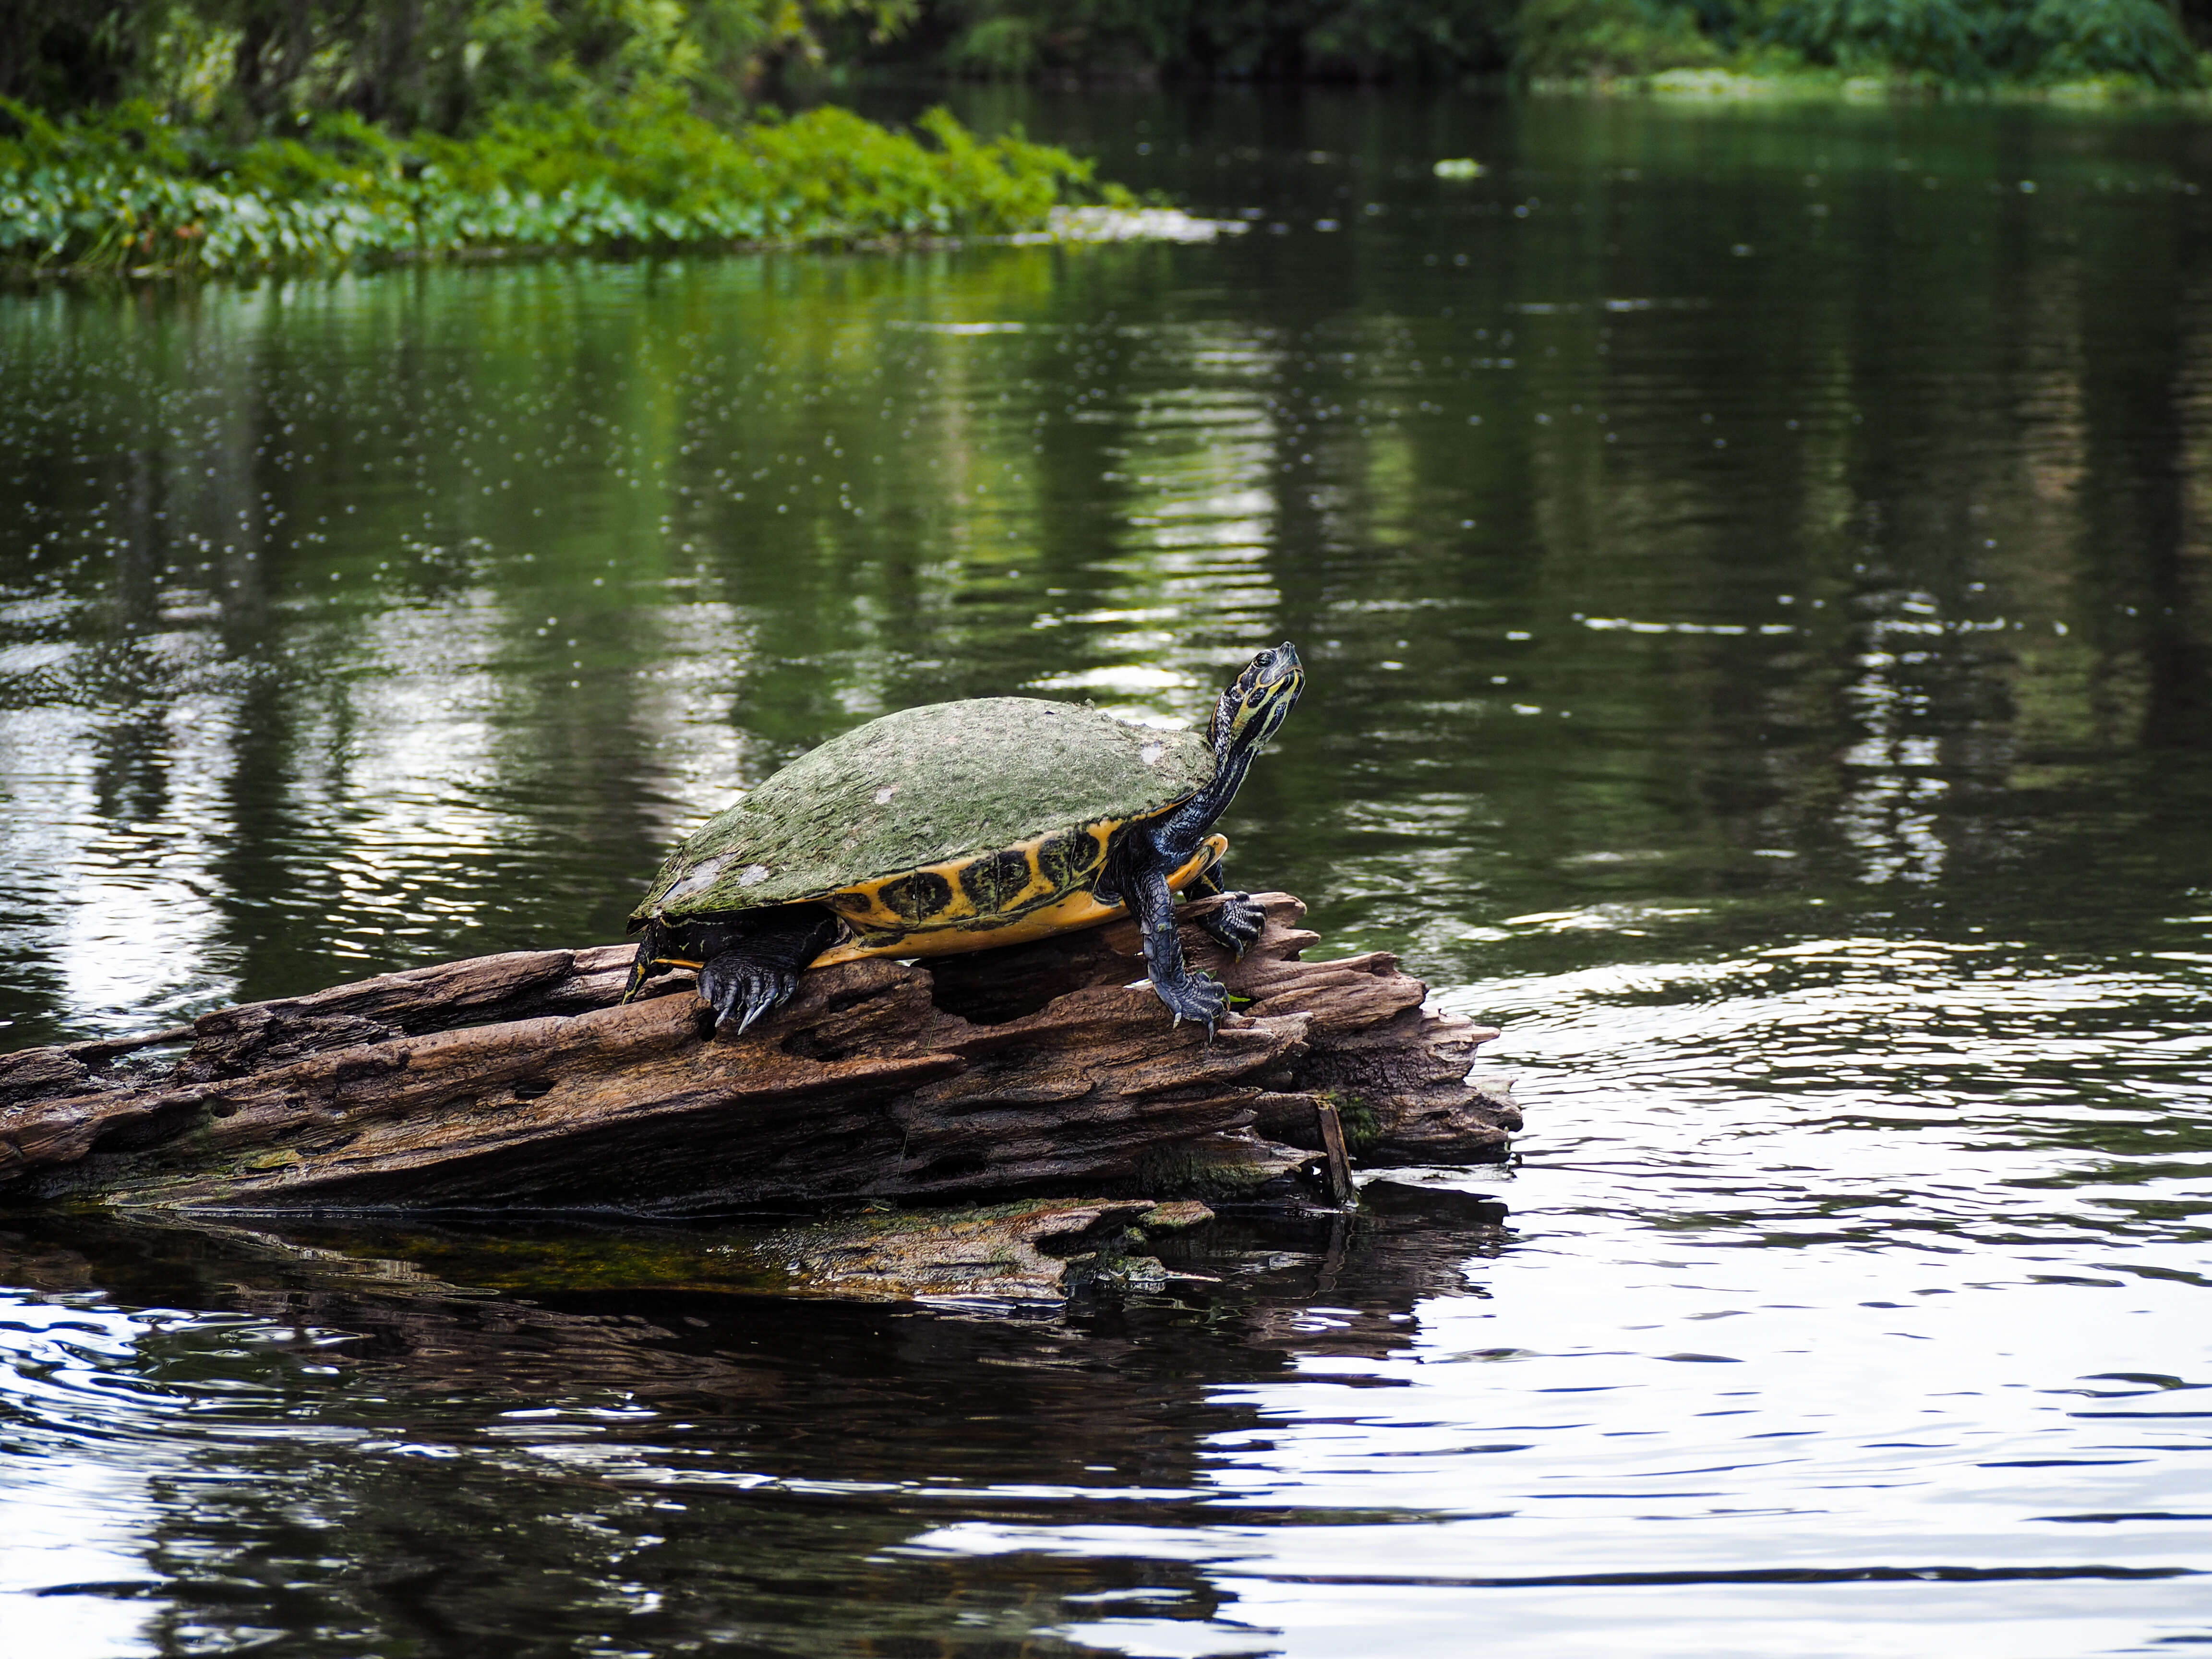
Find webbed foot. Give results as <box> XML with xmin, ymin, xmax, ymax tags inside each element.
<box><xmin>1154</xmin><ymin>968</ymin><xmax>1231</xmax><ymax>1036</ymax></box>
<box><xmin>1196</xmin><ymin>890</ymin><xmax>1265</xmax><ymax>959</ymax></box>
<box><xmin>698</xmin><ymin>950</ymin><xmax>799</xmax><ymax>1036</ymax></box>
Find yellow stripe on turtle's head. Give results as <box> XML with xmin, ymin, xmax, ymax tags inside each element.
<box><xmin>1211</xmin><ymin>641</ymin><xmax>1304</xmax><ymax>754</ymax></box>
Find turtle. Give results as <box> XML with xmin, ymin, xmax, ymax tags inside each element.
<box><xmin>621</xmin><ymin>641</ymin><xmax>1305</xmax><ymax>1036</ymax></box>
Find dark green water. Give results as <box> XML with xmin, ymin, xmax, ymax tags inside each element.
<box><xmin>4</xmin><ymin>90</ymin><xmax>2211</xmax><ymax>1656</ymax></box>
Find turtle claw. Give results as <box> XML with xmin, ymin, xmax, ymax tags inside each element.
<box><xmin>1156</xmin><ymin>970</ymin><xmax>1231</xmax><ymax>1038</ymax></box>
<box><xmin>698</xmin><ymin>952</ymin><xmax>798</xmax><ymax>1037</ymax></box>
<box><xmin>1197</xmin><ymin>890</ymin><xmax>1265</xmax><ymax>960</ymax></box>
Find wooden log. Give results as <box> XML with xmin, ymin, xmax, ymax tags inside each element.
<box><xmin>0</xmin><ymin>894</ymin><xmax>1516</xmax><ymax>1215</ymax></box>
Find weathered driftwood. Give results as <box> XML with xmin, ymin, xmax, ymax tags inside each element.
<box><xmin>0</xmin><ymin>893</ymin><xmax>1516</xmax><ymax>1215</ymax></box>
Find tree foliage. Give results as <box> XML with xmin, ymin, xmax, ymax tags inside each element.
<box><xmin>907</xmin><ymin>0</ymin><xmax>1517</xmax><ymax>82</ymax></box>
<box><xmin>897</xmin><ymin>0</ymin><xmax>2211</xmax><ymax>86</ymax></box>
<box><xmin>0</xmin><ymin>0</ymin><xmax>921</xmax><ymax>132</ymax></box>
<box><xmin>1512</xmin><ymin>0</ymin><xmax>1718</xmax><ymax>78</ymax></box>
<box><xmin>4</xmin><ymin>0</ymin><xmax>2208</xmax><ymax>141</ymax></box>
<box><xmin>1766</xmin><ymin>0</ymin><xmax>2202</xmax><ymax>87</ymax></box>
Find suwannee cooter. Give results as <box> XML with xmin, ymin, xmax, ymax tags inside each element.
<box><xmin>623</xmin><ymin>642</ymin><xmax>1304</xmax><ymax>1034</ymax></box>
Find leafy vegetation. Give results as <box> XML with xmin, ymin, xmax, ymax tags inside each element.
<box><xmin>0</xmin><ymin>0</ymin><xmax>1123</xmax><ymax>276</ymax></box>
<box><xmin>0</xmin><ymin>94</ymin><xmax>1110</xmax><ymax>275</ymax></box>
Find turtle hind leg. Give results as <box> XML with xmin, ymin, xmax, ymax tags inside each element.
<box><xmin>1187</xmin><ymin>858</ymin><xmax>1265</xmax><ymax>960</ymax></box>
<box><xmin>696</xmin><ymin>907</ymin><xmax>841</xmax><ymax>1037</ymax></box>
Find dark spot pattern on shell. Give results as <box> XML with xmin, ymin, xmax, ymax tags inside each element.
<box><xmin>1036</xmin><ymin>827</ymin><xmax>1102</xmax><ymax>890</ymax></box>
<box><xmin>878</xmin><ymin>869</ymin><xmax>954</xmax><ymax>926</ymax></box>
<box><xmin>960</xmin><ymin>848</ymin><xmax>1033</xmax><ymax>915</ymax></box>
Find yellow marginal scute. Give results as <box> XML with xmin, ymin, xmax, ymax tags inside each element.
<box><xmin>810</xmin><ymin>833</ymin><xmax>1227</xmax><ymax>967</ymax></box>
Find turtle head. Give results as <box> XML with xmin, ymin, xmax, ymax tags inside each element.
<box><xmin>1209</xmin><ymin>641</ymin><xmax>1303</xmax><ymax>758</ymax></box>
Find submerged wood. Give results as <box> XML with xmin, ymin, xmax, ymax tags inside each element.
<box><xmin>752</xmin><ymin>1197</ymin><xmax>1220</xmax><ymax>1301</ymax></box>
<box><xmin>0</xmin><ymin>893</ymin><xmax>1517</xmax><ymax>1215</ymax></box>
<box><xmin>78</xmin><ymin>1199</ymin><xmax>1223</xmax><ymax>1305</ymax></box>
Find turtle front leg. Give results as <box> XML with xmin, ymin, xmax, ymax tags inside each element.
<box><xmin>1186</xmin><ymin>859</ymin><xmax>1264</xmax><ymax>960</ymax></box>
<box><xmin>696</xmin><ymin>908</ymin><xmax>842</xmax><ymax>1037</ymax></box>
<box><xmin>1128</xmin><ymin>855</ymin><xmax>1230</xmax><ymax>1034</ymax></box>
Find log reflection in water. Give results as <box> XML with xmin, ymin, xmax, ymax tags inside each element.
<box><xmin>0</xmin><ymin>1183</ymin><xmax>1509</xmax><ymax>1650</ymax></box>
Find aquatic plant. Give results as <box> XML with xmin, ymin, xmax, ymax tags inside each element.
<box><xmin>0</xmin><ymin>93</ymin><xmax>1113</xmax><ymax>275</ymax></box>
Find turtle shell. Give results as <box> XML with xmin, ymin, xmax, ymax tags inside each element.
<box><xmin>631</xmin><ymin>698</ymin><xmax>1215</xmax><ymax>938</ymax></box>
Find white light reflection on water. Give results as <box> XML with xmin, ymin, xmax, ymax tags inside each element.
<box><xmin>1053</xmin><ymin>1583</ymin><xmax>2210</xmax><ymax>1659</ymax></box>
<box><xmin>1029</xmin><ymin>324</ymin><xmax>1287</xmax><ymax>726</ymax></box>
<box><xmin>0</xmin><ymin>686</ymin><xmax>243</xmax><ymax>1034</ymax></box>
<box><xmin>0</xmin><ymin>1298</ymin><xmax>206</xmax><ymax>1654</ymax></box>
<box><xmin>900</xmin><ymin>938</ymin><xmax>2212</xmax><ymax>1656</ymax></box>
